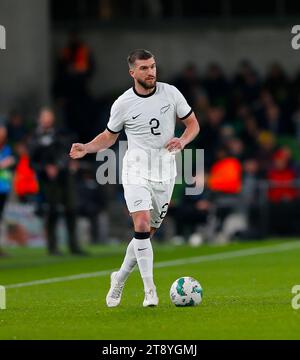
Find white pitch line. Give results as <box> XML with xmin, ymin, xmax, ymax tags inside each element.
<box><xmin>5</xmin><ymin>241</ymin><xmax>300</xmax><ymax>289</ymax></box>
<box><xmin>5</xmin><ymin>269</ymin><xmax>118</xmax><ymax>289</ymax></box>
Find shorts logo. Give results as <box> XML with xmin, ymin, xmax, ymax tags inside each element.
<box><xmin>134</xmin><ymin>199</ymin><xmax>142</xmax><ymax>206</ymax></box>
<box><xmin>160</xmin><ymin>104</ymin><xmax>170</xmax><ymax>114</ymax></box>
<box><xmin>138</xmin><ymin>247</ymin><xmax>148</xmax><ymax>251</ymax></box>
<box><xmin>132</xmin><ymin>113</ymin><xmax>142</xmax><ymax>119</ymax></box>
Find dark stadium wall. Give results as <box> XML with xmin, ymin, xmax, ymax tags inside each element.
<box><xmin>0</xmin><ymin>0</ymin><xmax>50</xmax><ymax>116</ymax></box>
<box><xmin>53</xmin><ymin>26</ymin><xmax>299</xmax><ymax>96</ymax></box>
<box><xmin>0</xmin><ymin>0</ymin><xmax>298</xmax><ymax>117</ymax></box>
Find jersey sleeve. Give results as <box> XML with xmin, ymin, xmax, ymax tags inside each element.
<box><xmin>106</xmin><ymin>99</ymin><xmax>125</xmax><ymax>134</ymax></box>
<box><xmin>172</xmin><ymin>86</ymin><xmax>193</xmax><ymax>120</ymax></box>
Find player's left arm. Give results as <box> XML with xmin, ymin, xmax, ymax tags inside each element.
<box><xmin>165</xmin><ymin>112</ymin><xmax>200</xmax><ymax>152</ymax></box>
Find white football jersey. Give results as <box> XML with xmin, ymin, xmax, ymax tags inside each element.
<box><xmin>106</xmin><ymin>82</ymin><xmax>192</xmax><ymax>181</ymax></box>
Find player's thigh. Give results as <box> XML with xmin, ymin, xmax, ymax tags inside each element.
<box><xmin>123</xmin><ymin>182</ymin><xmax>153</xmax><ymax>213</ymax></box>
<box><xmin>150</xmin><ymin>178</ymin><xmax>175</xmax><ymax>228</ymax></box>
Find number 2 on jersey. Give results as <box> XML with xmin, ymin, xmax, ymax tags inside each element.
<box><xmin>149</xmin><ymin>118</ymin><xmax>161</xmax><ymax>135</ymax></box>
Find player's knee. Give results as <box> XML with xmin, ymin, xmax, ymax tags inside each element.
<box><xmin>134</xmin><ymin>216</ymin><xmax>150</xmax><ymax>232</ymax></box>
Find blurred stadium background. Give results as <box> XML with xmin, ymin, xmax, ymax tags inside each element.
<box><xmin>1</xmin><ymin>0</ymin><xmax>300</xmax><ymax>253</ymax></box>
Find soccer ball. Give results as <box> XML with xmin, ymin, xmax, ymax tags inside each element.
<box><xmin>170</xmin><ymin>277</ymin><xmax>203</xmax><ymax>306</ymax></box>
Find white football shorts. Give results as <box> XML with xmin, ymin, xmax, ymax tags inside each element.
<box><xmin>122</xmin><ymin>173</ymin><xmax>175</xmax><ymax>228</ymax></box>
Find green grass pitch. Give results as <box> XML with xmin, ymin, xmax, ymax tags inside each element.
<box><xmin>0</xmin><ymin>239</ymin><xmax>300</xmax><ymax>340</ymax></box>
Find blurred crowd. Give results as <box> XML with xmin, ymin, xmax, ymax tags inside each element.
<box><xmin>1</xmin><ymin>36</ymin><xmax>300</xmax><ymax>255</ymax></box>
<box><xmin>0</xmin><ymin>107</ymin><xmax>109</xmax><ymax>257</ymax></box>
<box><xmin>169</xmin><ymin>60</ymin><xmax>300</xmax><ymax>243</ymax></box>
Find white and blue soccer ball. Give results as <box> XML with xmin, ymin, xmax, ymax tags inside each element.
<box><xmin>170</xmin><ymin>277</ymin><xmax>203</xmax><ymax>306</ymax></box>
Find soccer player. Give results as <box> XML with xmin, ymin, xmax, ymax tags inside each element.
<box><xmin>70</xmin><ymin>49</ymin><xmax>200</xmax><ymax>307</ymax></box>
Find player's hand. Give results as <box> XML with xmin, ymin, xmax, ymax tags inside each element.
<box><xmin>165</xmin><ymin>137</ymin><xmax>185</xmax><ymax>153</ymax></box>
<box><xmin>69</xmin><ymin>143</ymin><xmax>87</xmax><ymax>159</ymax></box>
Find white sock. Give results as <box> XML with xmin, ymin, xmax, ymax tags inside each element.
<box><xmin>133</xmin><ymin>237</ymin><xmax>155</xmax><ymax>292</ymax></box>
<box><xmin>116</xmin><ymin>239</ymin><xmax>137</xmax><ymax>283</ymax></box>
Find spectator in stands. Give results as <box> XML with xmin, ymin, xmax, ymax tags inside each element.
<box><xmin>170</xmin><ymin>172</ymin><xmax>213</xmax><ymax>244</ymax></box>
<box><xmin>233</xmin><ymin>60</ymin><xmax>261</xmax><ymax>106</ymax></box>
<box><xmin>262</xmin><ymin>102</ymin><xmax>285</xmax><ymax>135</ymax></box>
<box><xmin>219</xmin><ymin>124</ymin><xmax>235</xmax><ymax>145</ymax></box>
<box><xmin>208</xmin><ymin>147</ymin><xmax>242</xmax><ymax>195</ymax></box>
<box><xmin>207</xmin><ymin>147</ymin><xmax>243</xmax><ymax>241</ymax></box>
<box><xmin>196</xmin><ymin>106</ymin><xmax>225</xmax><ymax>167</ymax></box>
<box><xmin>267</xmin><ymin>147</ymin><xmax>300</xmax><ymax>234</ymax></box>
<box><xmin>203</xmin><ymin>62</ymin><xmax>229</xmax><ymax>107</ymax></box>
<box><xmin>264</xmin><ymin>62</ymin><xmax>290</xmax><ymax>107</ymax></box>
<box><xmin>173</xmin><ymin>63</ymin><xmax>202</xmax><ymax>109</ymax></box>
<box><xmin>29</xmin><ymin>108</ymin><xmax>85</xmax><ymax>256</ymax></box>
<box><xmin>255</xmin><ymin>131</ymin><xmax>277</xmax><ymax>173</ymax></box>
<box><xmin>13</xmin><ymin>141</ymin><xmax>39</xmax><ymax>203</ymax></box>
<box><xmin>241</xmin><ymin>158</ymin><xmax>263</xmax><ymax>238</ymax></box>
<box><xmin>6</xmin><ymin>110</ymin><xmax>29</xmax><ymax>146</ymax></box>
<box><xmin>255</xmin><ymin>88</ymin><xmax>274</xmax><ymax>111</ymax></box>
<box><xmin>235</xmin><ymin>103</ymin><xmax>252</xmax><ymax>124</ymax></box>
<box><xmin>242</xmin><ymin>158</ymin><xmax>260</xmax><ymax>203</ymax></box>
<box><xmin>53</xmin><ymin>32</ymin><xmax>96</xmax><ymax>142</ymax></box>
<box><xmin>53</xmin><ymin>32</ymin><xmax>95</xmax><ymax>100</ymax></box>
<box><xmin>292</xmin><ymin>100</ymin><xmax>300</xmax><ymax>142</ymax></box>
<box><xmin>76</xmin><ymin>164</ymin><xmax>108</xmax><ymax>244</ymax></box>
<box><xmin>238</xmin><ymin>115</ymin><xmax>259</xmax><ymax>157</ymax></box>
<box><xmin>226</xmin><ymin>137</ymin><xmax>245</xmax><ymax>161</ymax></box>
<box><xmin>291</xmin><ymin>66</ymin><xmax>300</xmax><ymax>102</ymax></box>
<box><xmin>267</xmin><ymin>147</ymin><xmax>298</xmax><ymax>203</ymax></box>
<box><xmin>0</xmin><ymin>126</ymin><xmax>15</xmax><ymax>257</ymax></box>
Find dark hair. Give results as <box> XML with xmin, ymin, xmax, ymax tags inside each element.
<box><xmin>127</xmin><ymin>49</ymin><xmax>154</xmax><ymax>68</ymax></box>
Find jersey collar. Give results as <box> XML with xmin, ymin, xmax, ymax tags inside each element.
<box><xmin>133</xmin><ymin>86</ymin><xmax>156</xmax><ymax>98</ymax></box>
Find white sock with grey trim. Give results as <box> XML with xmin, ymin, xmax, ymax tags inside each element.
<box><xmin>133</xmin><ymin>234</ymin><xmax>155</xmax><ymax>292</ymax></box>
<box><xmin>116</xmin><ymin>239</ymin><xmax>137</xmax><ymax>283</ymax></box>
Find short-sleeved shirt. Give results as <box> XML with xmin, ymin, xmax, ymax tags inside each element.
<box><xmin>107</xmin><ymin>82</ymin><xmax>192</xmax><ymax>182</ymax></box>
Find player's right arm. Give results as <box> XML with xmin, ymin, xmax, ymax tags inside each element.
<box><xmin>70</xmin><ymin>98</ymin><xmax>125</xmax><ymax>159</ymax></box>
<box><xmin>69</xmin><ymin>129</ymin><xmax>119</xmax><ymax>159</ymax></box>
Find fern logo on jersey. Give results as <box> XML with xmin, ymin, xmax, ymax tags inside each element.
<box><xmin>0</xmin><ymin>25</ymin><xmax>6</xmax><ymax>50</ymax></box>
<box><xmin>160</xmin><ymin>104</ymin><xmax>170</xmax><ymax>114</ymax></box>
